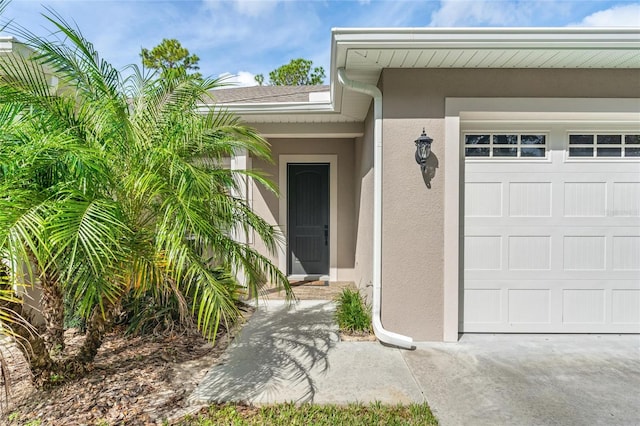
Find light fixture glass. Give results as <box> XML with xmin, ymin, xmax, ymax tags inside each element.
<box><xmin>414</xmin><ymin>128</ymin><xmax>433</xmax><ymax>168</ymax></box>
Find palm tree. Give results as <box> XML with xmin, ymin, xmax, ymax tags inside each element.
<box><xmin>0</xmin><ymin>11</ymin><xmax>290</xmax><ymax>384</ymax></box>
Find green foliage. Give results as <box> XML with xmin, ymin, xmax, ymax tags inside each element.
<box><xmin>63</xmin><ymin>293</ymin><xmax>86</xmax><ymax>331</ymax></box>
<box><xmin>140</xmin><ymin>38</ymin><xmax>200</xmax><ymax>79</ymax></box>
<box><xmin>121</xmin><ymin>290</ymin><xmax>189</xmax><ymax>336</ymax></box>
<box><xmin>48</xmin><ymin>373</ymin><xmax>64</xmax><ymax>384</ymax></box>
<box><xmin>0</xmin><ymin>8</ymin><xmax>292</xmax><ymax>355</ymax></box>
<box><xmin>176</xmin><ymin>402</ymin><xmax>438</xmax><ymax>425</ymax></box>
<box><xmin>121</xmin><ymin>267</ymin><xmax>239</xmax><ymax>336</ymax></box>
<box><xmin>335</xmin><ymin>288</ymin><xmax>372</xmax><ymax>334</ymax></box>
<box><xmin>256</xmin><ymin>58</ymin><xmax>325</xmax><ymax>86</ymax></box>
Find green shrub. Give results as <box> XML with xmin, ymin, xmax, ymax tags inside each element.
<box><xmin>63</xmin><ymin>294</ymin><xmax>86</xmax><ymax>331</ymax></box>
<box><xmin>335</xmin><ymin>288</ymin><xmax>372</xmax><ymax>334</ymax></box>
<box><xmin>119</xmin><ymin>266</ymin><xmax>241</xmax><ymax>336</ymax></box>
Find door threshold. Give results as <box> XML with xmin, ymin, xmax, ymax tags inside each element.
<box><xmin>288</xmin><ymin>274</ymin><xmax>330</xmax><ymax>282</ymax></box>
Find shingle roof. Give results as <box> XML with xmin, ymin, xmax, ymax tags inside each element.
<box><xmin>209</xmin><ymin>85</ymin><xmax>330</xmax><ymax>104</ymax></box>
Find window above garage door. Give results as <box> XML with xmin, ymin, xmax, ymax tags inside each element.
<box><xmin>464</xmin><ymin>133</ymin><xmax>547</xmax><ymax>158</ymax></box>
<box><xmin>568</xmin><ymin>133</ymin><xmax>640</xmax><ymax>158</ymax></box>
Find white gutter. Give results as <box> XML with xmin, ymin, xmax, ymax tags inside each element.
<box><xmin>197</xmin><ymin>101</ymin><xmax>335</xmax><ymax>115</ymax></box>
<box><xmin>331</xmin><ymin>27</ymin><xmax>640</xmax><ymax>48</ymax></box>
<box><xmin>337</xmin><ymin>68</ymin><xmax>414</xmax><ymax>350</ymax></box>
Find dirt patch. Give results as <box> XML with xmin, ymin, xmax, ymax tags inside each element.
<box><xmin>0</xmin><ymin>307</ymin><xmax>252</xmax><ymax>425</ymax></box>
<box><xmin>339</xmin><ymin>331</ymin><xmax>376</xmax><ymax>342</ymax></box>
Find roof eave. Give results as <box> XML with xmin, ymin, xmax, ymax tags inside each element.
<box><xmin>204</xmin><ymin>28</ymin><xmax>640</xmax><ymax>125</ymax></box>
<box><xmin>331</xmin><ymin>27</ymin><xmax>640</xmax><ymax>44</ymax></box>
<box><xmin>199</xmin><ymin>101</ymin><xmax>335</xmax><ymax>115</ymax></box>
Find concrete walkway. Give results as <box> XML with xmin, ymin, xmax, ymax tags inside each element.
<box><xmin>189</xmin><ymin>300</ymin><xmax>424</xmax><ymax>405</ymax></box>
<box><xmin>190</xmin><ymin>300</ymin><xmax>640</xmax><ymax>425</ymax></box>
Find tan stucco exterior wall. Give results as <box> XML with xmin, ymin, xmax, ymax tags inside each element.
<box><xmin>251</xmin><ymin>138</ymin><xmax>356</xmax><ymax>281</ymax></box>
<box><xmin>379</xmin><ymin>68</ymin><xmax>640</xmax><ymax>341</ymax></box>
<box><xmin>353</xmin><ymin>109</ymin><xmax>374</xmax><ymax>299</ymax></box>
<box><xmin>22</xmin><ymin>283</ymin><xmax>44</xmax><ymax>326</ymax></box>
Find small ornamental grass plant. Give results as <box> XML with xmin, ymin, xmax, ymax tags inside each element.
<box><xmin>334</xmin><ymin>288</ymin><xmax>373</xmax><ymax>335</ymax></box>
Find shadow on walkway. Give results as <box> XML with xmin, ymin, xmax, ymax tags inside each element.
<box><xmin>190</xmin><ymin>300</ymin><xmax>338</xmax><ymax>404</ymax></box>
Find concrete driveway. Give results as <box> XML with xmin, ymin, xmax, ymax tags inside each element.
<box><xmin>190</xmin><ymin>300</ymin><xmax>640</xmax><ymax>425</ymax></box>
<box><xmin>408</xmin><ymin>334</ymin><xmax>640</xmax><ymax>425</ymax></box>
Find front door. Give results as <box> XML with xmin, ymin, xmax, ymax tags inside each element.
<box><xmin>287</xmin><ymin>163</ymin><xmax>329</xmax><ymax>275</ymax></box>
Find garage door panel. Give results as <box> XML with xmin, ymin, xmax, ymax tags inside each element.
<box><xmin>563</xmin><ymin>289</ymin><xmax>605</xmax><ymax>324</ymax></box>
<box><xmin>612</xmin><ymin>182</ymin><xmax>640</xmax><ymax>216</ymax></box>
<box><xmin>465</xmin><ymin>182</ymin><xmax>502</xmax><ymax>217</ymax></box>
<box><xmin>463</xmin><ymin>277</ymin><xmax>640</xmax><ymax>333</ymax></box>
<box><xmin>464</xmin><ymin>236</ymin><xmax>502</xmax><ymax>270</ymax></box>
<box><xmin>509</xmin><ymin>182</ymin><xmax>552</xmax><ymax>217</ymax></box>
<box><xmin>508</xmin><ymin>289</ymin><xmax>551</xmax><ymax>324</ymax></box>
<box><xmin>463</xmin><ymin>123</ymin><xmax>640</xmax><ymax>333</ymax></box>
<box><xmin>508</xmin><ymin>236</ymin><xmax>551</xmax><ymax>270</ymax></box>
<box><xmin>465</xmin><ymin>270</ymin><xmax>639</xmax><ymax>282</ymax></box>
<box><xmin>563</xmin><ymin>236</ymin><xmax>606</xmax><ymax>270</ymax></box>
<box><xmin>463</xmin><ymin>288</ymin><xmax>502</xmax><ymax>324</ymax></box>
<box><xmin>564</xmin><ymin>182</ymin><xmax>607</xmax><ymax>217</ymax></box>
<box><xmin>612</xmin><ymin>236</ymin><xmax>640</xmax><ymax>270</ymax></box>
<box><xmin>612</xmin><ymin>290</ymin><xmax>640</xmax><ymax>324</ymax></box>
<box><xmin>466</xmin><ymin>232</ymin><xmax>639</xmax><ymax>276</ymax></box>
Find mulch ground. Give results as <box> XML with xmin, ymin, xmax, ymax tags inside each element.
<box><xmin>0</xmin><ymin>308</ymin><xmax>252</xmax><ymax>425</ymax></box>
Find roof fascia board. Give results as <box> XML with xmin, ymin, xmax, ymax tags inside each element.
<box><xmin>199</xmin><ymin>101</ymin><xmax>335</xmax><ymax>115</ymax></box>
<box><xmin>332</xmin><ymin>27</ymin><xmax>640</xmax><ymax>46</ymax></box>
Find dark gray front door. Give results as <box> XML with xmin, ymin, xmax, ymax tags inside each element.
<box><xmin>287</xmin><ymin>163</ymin><xmax>329</xmax><ymax>275</ymax></box>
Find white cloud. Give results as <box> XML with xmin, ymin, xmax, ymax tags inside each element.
<box><xmin>217</xmin><ymin>71</ymin><xmax>259</xmax><ymax>87</ymax></box>
<box><xmin>431</xmin><ymin>0</ymin><xmax>519</xmax><ymax>26</ymax></box>
<box><xmin>204</xmin><ymin>0</ymin><xmax>280</xmax><ymax>17</ymax></box>
<box><xmin>572</xmin><ymin>3</ymin><xmax>640</xmax><ymax>27</ymax></box>
<box><xmin>234</xmin><ymin>0</ymin><xmax>279</xmax><ymax>17</ymax></box>
<box><xmin>429</xmin><ymin>0</ymin><xmax>567</xmax><ymax>27</ymax></box>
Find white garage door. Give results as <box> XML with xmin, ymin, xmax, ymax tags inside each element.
<box><xmin>463</xmin><ymin>121</ymin><xmax>640</xmax><ymax>333</ymax></box>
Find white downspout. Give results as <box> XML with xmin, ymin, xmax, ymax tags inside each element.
<box><xmin>337</xmin><ymin>68</ymin><xmax>414</xmax><ymax>350</ymax></box>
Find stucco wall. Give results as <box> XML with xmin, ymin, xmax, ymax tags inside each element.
<box><xmin>379</xmin><ymin>68</ymin><xmax>640</xmax><ymax>341</ymax></box>
<box><xmin>251</xmin><ymin>138</ymin><xmax>356</xmax><ymax>281</ymax></box>
<box><xmin>21</xmin><ymin>283</ymin><xmax>44</xmax><ymax>326</ymax></box>
<box><xmin>353</xmin><ymin>108</ymin><xmax>374</xmax><ymax>299</ymax></box>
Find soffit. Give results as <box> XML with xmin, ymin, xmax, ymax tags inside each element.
<box><xmin>331</xmin><ymin>28</ymin><xmax>640</xmax><ymax>121</ymax></box>
<box><xmin>344</xmin><ymin>47</ymin><xmax>640</xmax><ymax>70</ymax></box>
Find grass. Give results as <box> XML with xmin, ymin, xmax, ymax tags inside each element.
<box><xmin>176</xmin><ymin>402</ymin><xmax>438</xmax><ymax>425</ymax></box>
<box><xmin>334</xmin><ymin>288</ymin><xmax>372</xmax><ymax>334</ymax></box>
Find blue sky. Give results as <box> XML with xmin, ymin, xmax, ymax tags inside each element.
<box><xmin>2</xmin><ymin>0</ymin><xmax>639</xmax><ymax>86</ymax></box>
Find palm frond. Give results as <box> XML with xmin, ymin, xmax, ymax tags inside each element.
<box><xmin>1</xmin><ymin>5</ymin><xmax>290</xmax><ymax>349</ymax></box>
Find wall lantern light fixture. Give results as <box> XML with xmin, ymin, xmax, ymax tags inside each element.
<box><xmin>414</xmin><ymin>128</ymin><xmax>433</xmax><ymax>169</ymax></box>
